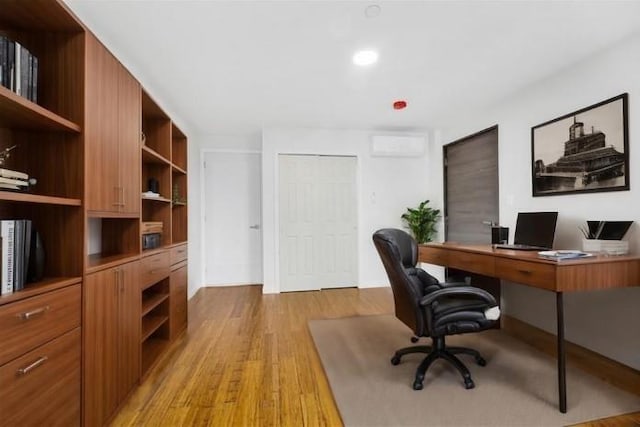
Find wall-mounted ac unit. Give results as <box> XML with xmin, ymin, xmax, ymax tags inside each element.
<box><xmin>370</xmin><ymin>135</ymin><xmax>426</xmax><ymax>157</ymax></box>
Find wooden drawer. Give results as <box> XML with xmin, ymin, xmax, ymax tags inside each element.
<box><xmin>0</xmin><ymin>328</ymin><xmax>81</xmax><ymax>426</ymax></box>
<box><xmin>418</xmin><ymin>246</ymin><xmax>448</xmax><ymax>266</ymax></box>
<box><xmin>447</xmin><ymin>250</ymin><xmax>495</xmax><ymax>276</ymax></box>
<box><xmin>141</xmin><ymin>250</ymin><xmax>170</xmax><ymax>289</ymax></box>
<box><xmin>170</xmin><ymin>244</ymin><xmax>188</xmax><ymax>265</ymax></box>
<box><xmin>496</xmin><ymin>258</ymin><xmax>557</xmax><ymax>290</ymax></box>
<box><xmin>0</xmin><ymin>284</ymin><xmax>81</xmax><ymax>366</ymax></box>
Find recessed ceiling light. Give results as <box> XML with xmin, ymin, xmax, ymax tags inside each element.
<box><xmin>353</xmin><ymin>50</ymin><xmax>378</xmax><ymax>66</ymax></box>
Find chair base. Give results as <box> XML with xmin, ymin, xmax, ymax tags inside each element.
<box><xmin>390</xmin><ymin>336</ymin><xmax>486</xmax><ymax>390</ymax></box>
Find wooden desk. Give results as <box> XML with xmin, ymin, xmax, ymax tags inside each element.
<box><xmin>419</xmin><ymin>242</ymin><xmax>640</xmax><ymax>413</ymax></box>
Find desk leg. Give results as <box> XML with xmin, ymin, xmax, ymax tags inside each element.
<box><xmin>557</xmin><ymin>292</ymin><xmax>567</xmax><ymax>413</ymax></box>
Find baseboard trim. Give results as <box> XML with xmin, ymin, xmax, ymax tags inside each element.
<box><xmin>501</xmin><ymin>315</ymin><xmax>640</xmax><ymax>397</ymax></box>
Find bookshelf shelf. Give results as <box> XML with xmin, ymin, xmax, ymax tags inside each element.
<box><xmin>86</xmin><ymin>252</ymin><xmax>140</xmax><ymax>274</ymax></box>
<box><xmin>141</xmin><ymin>293</ymin><xmax>169</xmax><ymax>317</ymax></box>
<box><xmin>141</xmin><ymin>195</ymin><xmax>171</xmax><ymax>203</ymax></box>
<box><xmin>142</xmin><ymin>145</ymin><xmax>171</xmax><ymax>165</ymax></box>
<box><xmin>0</xmin><ymin>191</ymin><xmax>81</xmax><ymax>206</ymax></box>
<box><xmin>141</xmin><ymin>337</ymin><xmax>169</xmax><ymax>377</ymax></box>
<box><xmin>141</xmin><ymin>315</ymin><xmax>169</xmax><ymax>343</ymax></box>
<box><xmin>171</xmin><ymin>164</ymin><xmax>187</xmax><ymax>175</ymax></box>
<box><xmin>0</xmin><ymin>86</ymin><xmax>81</xmax><ymax>133</ymax></box>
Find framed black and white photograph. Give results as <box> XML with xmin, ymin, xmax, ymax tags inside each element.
<box><xmin>531</xmin><ymin>93</ymin><xmax>629</xmax><ymax>197</ymax></box>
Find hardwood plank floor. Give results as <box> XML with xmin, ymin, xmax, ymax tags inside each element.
<box><xmin>111</xmin><ymin>285</ymin><xmax>639</xmax><ymax>426</ymax></box>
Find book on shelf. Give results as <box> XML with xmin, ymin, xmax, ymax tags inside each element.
<box><xmin>0</xmin><ymin>219</ymin><xmax>35</xmax><ymax>294</ymax></box>
<box><xmin>0</xmin><ymin>167</ymin><xmax>29</xmax><ymax>180</ymax></box>
<box><xmin>0</xmin><ymin>36</ymin><xmax>38</xmax><ymax>102</ymax></box>
<box><xmin>537</xmin><ymin>250</ymin><xmax>594</xmax><ymax>261</ymax></box>
<box><xmin>1</xmin><ymin>220</ymin><xmax>15</xmax><ymax>295</ymax></box>
<box><xmin>0</xmin><ymin>176</ymin><xmax>29</xmax><ymax>187</ymax></box>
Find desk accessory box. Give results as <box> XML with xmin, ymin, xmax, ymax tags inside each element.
<box><xmin>582</xmin><ymin>239</ymin><xmax>629</xmax><ymax>255</ymax></box>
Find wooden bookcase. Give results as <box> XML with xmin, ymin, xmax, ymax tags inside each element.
<box><xmin>0</xmin><ymin>1</ymin><xmax>189</xmax><ymax>425</ymax></box>
<box><xmin>0</xmin><ymin>2</ymin><xmax>84</xmax><ymax>426</ymax></box>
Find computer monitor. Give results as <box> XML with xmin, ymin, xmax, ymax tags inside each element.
<box><xmin>513</xmin><ymin>211</ymin><xmax>558</xmax><ymax>249</ymax></box>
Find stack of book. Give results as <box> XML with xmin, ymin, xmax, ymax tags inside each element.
<box><xmin>0</xmin><ymin>36</ymin><xmax>38</xmax><ymax>102</ymax></box>
<box><xmin>1</xmin><ymin>219</ymin><xmax>34</xmax><ymax>295</ymax></box>
<box><xmin>0</xmin><ymin>167</ymin><xmax>30</xmax><ymax>191</ymax></box>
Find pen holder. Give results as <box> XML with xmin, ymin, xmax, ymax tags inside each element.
<box><xmin>491</xmin><ymin>227</ymin><xmax>508</xmax><ymax>244</ymax></box>
<box><xmin>582</xmin><ymin>239</ymin><xmax>629</xmax><ymax>255</ymax></box>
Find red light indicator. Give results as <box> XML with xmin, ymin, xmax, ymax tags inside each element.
<box><xmin>393</xmin><ymin>100</ymin><xmax>407</xmax><ymax>110</ymax></box>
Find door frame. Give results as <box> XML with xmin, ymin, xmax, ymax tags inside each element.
<box><xmin>199</xmin><ymin>148</ymin><xmax>262</xmax><ymax>286</ymax></box>
<box><xmin>443</xmin><ymin>125</ymin><xmax>499</xmax><ymax>240</ymax></box>
<box><xmin>275</xmin><ymin>153</ymin><xmax>360</xmax><ymax>292</ymax></box>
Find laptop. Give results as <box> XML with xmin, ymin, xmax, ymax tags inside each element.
<box><xmin>496</xmin><ymin>211</ymin><xmax>558</xmax><ymax>251</ymax></box>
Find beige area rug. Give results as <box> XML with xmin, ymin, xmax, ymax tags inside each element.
<box><xmin>309</xmin><ymin>315</ymin><xmax>640</xmax><ymax>427</ymax></box>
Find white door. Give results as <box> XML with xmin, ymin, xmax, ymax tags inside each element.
<box><xmin>203</xmin><ymin>151</ymin><xmax>262</xmax><ymax>285</ymax></box>
<box><xmin>279</xmin><ymin>154</ymin><xmax>357</xmax><ymax>292</ymax></box>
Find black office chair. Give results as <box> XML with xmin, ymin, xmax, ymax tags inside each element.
<box><xmin>372</xmin><ymin>228</ymin><xmax>500</xmax><ymax>390</ymax></box>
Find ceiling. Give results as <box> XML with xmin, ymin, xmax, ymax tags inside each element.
<box><xmin>63</xmin><ymin>0</ymin><xmax>640</xmax><ymax>138</ymax></box>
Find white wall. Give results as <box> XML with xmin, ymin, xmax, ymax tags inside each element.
<box><xmin>431</xmin><ymin>32</ymin><xmax>640</xmax><ymax>369</ymax></box>
<box><xmin>262</xmin><ymin>128</ymin><xmax>437</xmax><ymax>293</ymax></box>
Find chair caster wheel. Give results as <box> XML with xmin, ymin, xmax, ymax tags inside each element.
<box><xmin>410</xmin><ymin>336</ymin><xmax>419</xmax><ymax>343</ymax></box>
<box><xmin>464</xmin><ymin>378</ymin><xmax>475</xmax><ymax>389</ymax></box>
<box><xmin>390</xmin><ymin>355</ymin><xmax>401</xmax><ymax>365</ymax></box>
<box><xmin>475</xmin><ymin>356</ymin><xmax>486</xmax><ymax>367</ymax></box>
<box><xmin>412</xmin><ymin>380</ymin><xmax>424</xmax><ymax>390</ymax></box>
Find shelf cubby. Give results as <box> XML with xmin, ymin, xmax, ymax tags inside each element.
<box><xmin>171</xmin><ymin>124</ymin><xmax>187</xmax><ymax>171</ymax></box>
<box><xmin>86</xmin><ymin>218</ymin><xmax>140</xmax><ymax>271</ymax></box>
<box><xmin>142</xmin><ymin>91</ymin><xmax>170</xmax><ymax>159</ymax></box>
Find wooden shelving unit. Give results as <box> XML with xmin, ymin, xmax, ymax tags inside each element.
<box><xmin>0</xmin><ymin>2</ymin><xmax>85</xmax><ymax>425</ymax></box>
<box><xmin>0</xmin><ymin>2</ymin><xmax>189</xmax><ymax>424</ymax></box>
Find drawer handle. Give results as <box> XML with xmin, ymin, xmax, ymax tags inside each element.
<box><xmin>517</xmin><ymin>269</ymin><xmax>532</xmax><ymax>276</ymax></box>
<box><xmin>177</xmin><ymin>250</ymin><xmax>185</xmax><ymax>254</ymax></box>
<box><xmin>18</xmin><ymin>306</ymin><xmax>50</xmax><ymax>320</ymax></box>
<box><xmin>16</xmin><ymin>356</ymin><xmax>48</xmax><ymax>376</ymax></box>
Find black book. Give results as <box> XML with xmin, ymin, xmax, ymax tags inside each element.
<box><xmin>7</xmin><ymin>40</ymin><xmax>15</xmax><ymax>92</ymax></box>
<box><xmin>23</xmin><ymin>220</ymin><xmax>32</xmax><ymax>285</ymax></box>
<box><xmin>18</xmin><ymin>44</ymin><xmax>29</xmax><ymax>98</ymax></box>
<box><xmin>31</xmin><ymin>54</ymin><xmax>38</xmax><ymax>103</ymax></box>
<box><xmin>13</xmin><ymin>220</ymin><xmax>23</xmax><ymax>291</ymax></box>
<box><xmin>0</xmin><ymin>36</ymin><xmax>8</xmax><ymax>90</ymax></box>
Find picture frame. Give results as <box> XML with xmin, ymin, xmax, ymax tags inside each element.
<box><xmin>531</xmin><ymin>93</ymin><xmax>629</xmax><ymax>197</ymax></box>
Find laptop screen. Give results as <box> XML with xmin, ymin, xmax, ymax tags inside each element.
<box><xmin>513</xmin><ymin>212</ymin><xmax>558</xmax><ymax>248</ymax></box>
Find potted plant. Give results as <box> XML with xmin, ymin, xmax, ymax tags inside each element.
<box><xmin>401</xmin><ymin>200</ymin><xmax>441</xmax><ymax>243</ymax></box>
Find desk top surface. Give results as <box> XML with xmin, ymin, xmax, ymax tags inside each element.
<box><xmin>420</xmin><ymin>242</ymin><xmax>640</xmax><ymax>266</ymax></box>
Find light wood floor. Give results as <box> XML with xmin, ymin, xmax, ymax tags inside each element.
<box><xmin>111</xmin><ymin>285</ymin><xmax>639</xmax><ymax>427</ymax></box>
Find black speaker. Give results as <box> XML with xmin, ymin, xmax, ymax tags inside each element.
<box><xmin>148</xmin><ymin>178</ymin><xmax>159</xmax><ymax>193</ymax></box>
<box><xmin>491</xmin><ymin>226</ymin><xmax>509</xmax><ymax>244</ymax></box>
<box><xmin>27</xmin><ymin>230</ymin><xmax>45</xmax><ymax>282</ymax></box>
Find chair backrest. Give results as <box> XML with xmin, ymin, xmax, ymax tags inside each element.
<box><xmin>372</xmin><ymin>228</ymin><xmax>426</xmax><ymax>335</ymax></box>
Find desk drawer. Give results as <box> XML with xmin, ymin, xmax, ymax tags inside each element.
<box><xmin>0</xmin><ymin>284</ymin><xmax>81</xmax><ymax>366</ymax></box>
<box><xmin>496</xmin><ymin>258</ymin><xmax>556</xmax><ymax>290</ymax></box>
<box><xmin>447</xmin><ymin>250</ymin><xmax>495</xmax><ymax>276</ymax></box>
<box><xmin>141</xmin><ymin>251</ymin><xmax>170</xmax><ymax>289</ymax></box>
<box><xmin>418</xmin><ymin>246</ymin><xmax>448</xmax><ymax>266</ymax></box>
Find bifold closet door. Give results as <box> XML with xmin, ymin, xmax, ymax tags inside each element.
<box><xmin>279</xmin><ymin>155</ymin><xmax>357</xmax><ymax>292</ymax></box>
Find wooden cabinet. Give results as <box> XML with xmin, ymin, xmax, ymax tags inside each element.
<box><xmin>0</xmin><ymin>1</ymin><xmax>188</xmax><ymax>423</ymax></box>
<box><xmin>170</xmin><ymin>260</ymin><xmax>188</xmax><ymax>339</ymax></box>
<box><xmin>84</xmin><ymin>262</ymin><xmax>140</xmax><ymax>427</ymax></box>
<box><xmin>85</xmin><ymin>34</ymin><xmax>141</xmax><ymax>216</ymax></box>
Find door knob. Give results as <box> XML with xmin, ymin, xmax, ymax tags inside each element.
<box><xmin>249</xmin><ymin>224</ymin><xmax>260</xmax><ymax>229</ymax></box>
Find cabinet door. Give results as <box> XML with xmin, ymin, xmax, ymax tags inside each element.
<box><xmin>85</xmin><ymin>35</ymin><xmax>121</xmax><ymax>213</ymax></box>
<box><xmin>116</xmin><ymin>261</ymin><xmax>140</xmax><ymax>402</ymax></box>
<box><xmin>170</xmin><ymin>264</ymin><xmax>188</xmax><ymax>339</ymax></box>
<box><xmin>118</xmin><ymin>66</ymin><xmax>141</xmax><ymax>215</ymax></box>
<box><xmin>84</xmin><ymin>268</ymin><xmax>119</xmax><ymax>427</ymax></box>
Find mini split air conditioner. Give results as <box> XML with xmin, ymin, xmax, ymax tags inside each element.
<box><xmin>370</xmin><ymin>135</ymin><xmax>426</xmax><ymax>157</ymax></box>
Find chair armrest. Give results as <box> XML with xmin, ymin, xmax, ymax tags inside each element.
<box><xmin>419</xmin><ymin>286</ymin><xmax>497</xmax><ymax>307</ymax></box>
